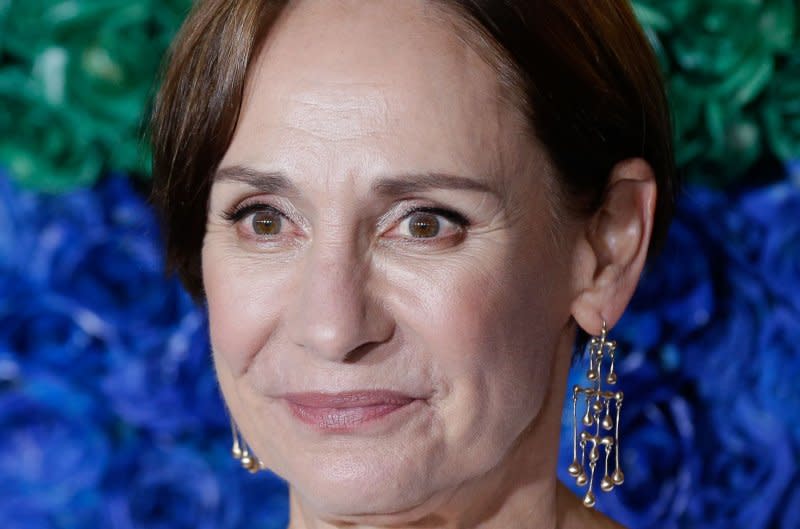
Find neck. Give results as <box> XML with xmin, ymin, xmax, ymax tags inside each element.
<box><xmin>287</xmin><ymin>323</ymin><xmax>587</xmax><ymax>529</ymax></box>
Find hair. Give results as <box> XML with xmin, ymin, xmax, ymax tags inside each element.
<box><xmin>150</xmin><ymin>0</ymin><xmax>678</xmax><ymax>303</ymax></box>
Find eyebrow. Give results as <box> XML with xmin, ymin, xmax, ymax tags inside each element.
<box><xmin>214</xmin><ymin>165</ymin><xmax>300</xmax><ymax>196</ymax></box>
<box><xmin>214</xmin><ymin>165</ymin><xmax>499</xmax><ymax>197</ymax></box>
<box><xmin>371</xmin><ymin>172</ymin><xmax>498</xmax><ymax>197</ymax></box>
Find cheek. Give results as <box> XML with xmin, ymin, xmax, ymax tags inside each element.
<box><xmin>451</xmin><ymin>262</ymin><xmax>555</xmax><ymax>406</ymax></box>
<box><xmin>389</xmin><ymin>237</ymin><xmax>565</xmax><ymax>448</ymax></box>
<box><xmin>426</xmin><ymin>242</ymin><xmax>559</xmax><ymax>369</ymax></box>
<box><xmin>202</xmin><ymin>239</ymin><xmax>292</xmax><ymax>376</ymax></box>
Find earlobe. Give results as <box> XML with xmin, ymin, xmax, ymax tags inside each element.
<box><xmin>570</xmin><ymin>158</ymin><xmax>656</xmax><ymax>335</ymax></box>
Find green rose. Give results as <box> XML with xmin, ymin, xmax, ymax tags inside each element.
<box><xmin>0</xmin><ymin>68</ymin><xmax>102</xmax><ymax>191</ymax></box>
<box><xmin>763</xmin><ymin>51</ymin><xmax>800</xmax><ymax>162</ymax></box>
<box><xmin>633</xmin><ymin>0</ymin><xmax>796</xmax><ymax>185</ymax></box>
<box><xmin>0</xmin><ymin>0</ymin><xmax>190</xmax><ymax>190</ymax></box>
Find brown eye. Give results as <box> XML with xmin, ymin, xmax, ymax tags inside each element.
<box><xmin>407</xmin><ymin>211</ymin><xmax>440</xmax><ymax>238</ymax></box>
<box><xmin>252</xmin><ymin>210</ymin><xmax>282</xmax><ymax>235</ymax></box>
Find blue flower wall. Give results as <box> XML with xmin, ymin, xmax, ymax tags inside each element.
<box><xmin>0</xmin><ymin>1</ymin><xmax>798</xmax><ymax>528</ymax></box>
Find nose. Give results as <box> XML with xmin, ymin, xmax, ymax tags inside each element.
<box><xmin>286</xmin><ymin>242</ymin><xmax>394</xmax><ymax>362</ymax></box>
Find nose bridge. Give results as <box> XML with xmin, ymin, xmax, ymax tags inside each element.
<box><xmin>310</xmin><ymin>242</ymin><xmax>364</xmax><ymax>310</ymax></box>
<box><xmin>287</xmin><ymin>233</ymin><xmax>388</xmax><ymax>361</ymax></box>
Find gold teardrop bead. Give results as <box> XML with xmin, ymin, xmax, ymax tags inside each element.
<box><xmin>583</xmin><ymin>491</ymin><xmax>596</xmax><ymax>508</ymax></box>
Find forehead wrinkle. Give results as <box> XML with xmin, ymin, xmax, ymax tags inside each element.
<box><xmin>281</xmin><ymin>82</ymin><xmax>391</xmax><ymax>141</ymax></box>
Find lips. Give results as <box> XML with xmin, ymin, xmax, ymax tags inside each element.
<box><xmin>283</xmin><ymin>390</ymin><xmax>417</xmax><ymax>408</ymax></box>
<box><xmin>282</xmin><ymin>390</ymin><xmax>420</xmax><ymax>431</ymax></box>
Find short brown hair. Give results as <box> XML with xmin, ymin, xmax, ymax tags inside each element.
<box><xmin>150</xmin><ymin>0</ymin><xmax>678</xmax><ymax>301</ymax></box>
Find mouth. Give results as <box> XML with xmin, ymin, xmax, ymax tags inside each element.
<box><xmin>282</xmin><ymin>390</ymin><xmax>422</xmax><ymax>433</ymax></box>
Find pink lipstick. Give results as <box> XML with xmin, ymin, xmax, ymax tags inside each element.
<box><xmin>283</xmin><ymin>390</ymin><xmax>419</xmax><ymax>432</ymax></box>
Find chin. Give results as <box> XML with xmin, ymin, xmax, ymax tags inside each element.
<box><xmin>302</xmin><ymin>492</ymin><xmax>443</xmax><ymax>527</ymax></box>
<box><xmin>289</xmin><ymin>454</ymin><xmax>445</xmax><ymax>519</ymax></box>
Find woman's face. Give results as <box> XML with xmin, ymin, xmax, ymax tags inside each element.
<box><xmin>203</xmin><ymin>0</ymin><xmax>579</xmax><ymax>520</ymax></box>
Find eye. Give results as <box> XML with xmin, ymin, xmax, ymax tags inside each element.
<box><xmin>251</xmin><ymin>209</ymin><xmax>282</xmax><ymax>235</ymax></box>
<box><xmin>221</xmin><ymin>203</ymin><xmax>291</xmax><ymax>239</ymax></box>
<box><xmin>391</xmin><ymin>207</ymin><xmax>469</xmax><ymax>240</ymax></box>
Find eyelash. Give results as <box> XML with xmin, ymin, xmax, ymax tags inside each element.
<box><xmin>392</xmin><ymin>206</ymin><xmax>470</xmax><ymax>233</ymax></box>
<box><xmin>222</xmin><ymin>202</ymin><xmax>285</xmax><ymax>224</ymax></box>
<box><xmin>220</xmin><ymin>202</ymin><xmax>471</xmax><ymax>242</ymax></box>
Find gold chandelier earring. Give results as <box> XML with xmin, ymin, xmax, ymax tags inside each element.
<box><xmin>567</xmin><ymin>321</ymin><xmax>624</xmax><ymax>508</ymax></box>
<box><xmin>230</xmin><ymin>417</ymin><xmax>265</xmax><ymax>473</ymax></box>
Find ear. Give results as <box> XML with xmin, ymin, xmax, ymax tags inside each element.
<box><xmin>570</xmin><ymin>158</ymin><xmax>656</xmax><ymax>335</ymax></box>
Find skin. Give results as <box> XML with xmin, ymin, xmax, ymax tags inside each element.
<box><xmin>201</xmin><ymin>1</ymin><xmax>656</xmax><ymax>528</ymax></box>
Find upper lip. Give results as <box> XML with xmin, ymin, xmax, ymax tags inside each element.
<box><xmin>282</xmin><ymin>390</ymin><xmax>419</xmax><ymax>408</ymax></box>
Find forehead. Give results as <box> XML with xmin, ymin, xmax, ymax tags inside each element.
<box><xmin>221</xmin><ymin>0</ymin><xmax>532</xmax><ymax>185</ymax></box>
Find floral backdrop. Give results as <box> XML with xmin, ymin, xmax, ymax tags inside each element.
<box><xmin>0</xmin><ymin>1</ymin><xmax>798</xmax><ymax>528</ymax></box>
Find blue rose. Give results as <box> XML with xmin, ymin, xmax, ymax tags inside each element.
<box><xmin>100</xmin><ymin>310</ymin><xmax>228</xmax><ymax>436</ymax></box>
<box><xmin>0</xmin><ymin>375</ymin><xmax>110</xmax><ymax>527</ymax></box>
<box><xmin>686</xmin><ymin>398</ymin><xmax>795</xmax><ymax>529</ymax></box>
<box><xmin>754</xmin><ymin>307</ymin><xmax>800</xmax><ymax>441</ymax></box>
<box><xmin>0</xmin><ymin>505</ymin><xmax>50</xmax><ymax>529</ymax></box>
<box><xmin>107</xmin><ymin>443</ymin><xmax>290</xmax><ymax>529</ymax></box>
<box><xmin>737</xmin><ymin>181</ymin><xmax>800</xmax><ymax>314</ymax></box>
<box><xmin>780</xmin><ymin>484</ymin><xmax>800</xmax><ymax>529</ymax></box>
<box><xmin>0</xmin><ymin>278</ymin><xmax>119</xmax><ymax>383</ymax></box>
<box><xmin>1</xmin><ymin>172</ymin><xmax>220</xmax><ymax>434</ymax></box>
<box><xmin>105</xmin><ymin>445</ymin><xmax>244</xmax><ymax>529</ymax></box>
<box><xmin>25</xmin><ymin>175</ymin><xmax>193</xmax><ymax>337</ymax></box>
<box><xmin>677</xmin><ymin>267</ymin><xmax>767</xmax><ymax>401</ymax></box>
<box><xmin>672</xmin><ymin>267</ymin><xmax>796</xmax><ymax>527</ymax></box>
<box><xmin>0</xmin><ymin>173</ymin><xmax>191</xmax><ymax>336</ymax></box>
<box><xmin>0</xmin><ymin>171</ymin><xmax>41</xmax><ymax>274</ymax></box>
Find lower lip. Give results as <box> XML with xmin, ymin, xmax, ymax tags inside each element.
<box><xmin>285</xmin><ymin>400</ymin><xmax>418</xmax><ymax>432</ymax></box>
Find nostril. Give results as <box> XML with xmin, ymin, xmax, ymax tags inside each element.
<box><xmin>343</xmin><ymin>341</ymin><xmax>382</xmax><ymax>364</ymax></box>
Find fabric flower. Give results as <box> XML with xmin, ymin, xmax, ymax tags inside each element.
<box><xmin>0</xmin><ymin>281</ymin><xmax>118</xmax><ymax>385</ymax></box>
<box><xmin>736</xmin><ymin>181</ymin><xmax>800</xmax><ymax>313</ymax></box>
<box><xmin>2</xmin><ymin>174</ymin><xmax>195</xmax><ymax>339</ymax></box>
<box><xmin>0</xmin><ymin>173</ymin><xmax>223</xmax><ymax>436</ymax></box>
<box><xmin>0</xmin><ymin>68</ymin><xmax>102</xmax><ymax>191</ymax></box>
<box><xmin>104</xmin><ymin>445</ymin><xmax>236</xmax><ymax>529</ymax></box>
<box><xmin>43</xmin><ymin>176</ymin><xmax>191</xmax><ymax>333</ymax></box>
<box><xmin>668</xmin><ymin>0</ymin><xmax>793</xmax><ymax>173</ymax></box>
<box><xmin>686</xmin><ymin>398</ymin><xmax>795</xmax><ymax>529</ymax></box>
<box><xmin>102</xmin><ymin>443</ymin><xmax>288</xmax><ymax>529</ymax></box>
<box><xmin>0</xmin><ymin>169</ymin><xmax>42</xmax><ymax>273</ymax></box>
<box><xmin>673</xmin><ymin>271</ymin><xmax>797</xmax><ymax>526</ymax></box>
<box><xmin>0</xmin><ymin>174</ymin><xmax>199</xmax><ymax>394</ymax></box>
<box><xmin>631</xmin><ymin>0</ymin><xmax>798</xmax><ymax>184</ymax></box>
<box><xmin>100</xmin><ymin>309</ymin><xmax>228</xmax><ymax>436</ymax></box>
<box><xmin>753</xmin><ymin>307</ymin><xmax>800</xmax><ymax>442</ymax></box>
<box><xmin>780</xmin><ymin>486</ymin><xmax>800</xmax><ymax>529</ymax></box>
<box><xmin>0</xmin><ymin>375</ymin><xmax>110</xmax><ymax>528</ymax></box>
<box><xmin>678</xmin><ymin>268</ymin><xmax>769</xmax><ymax>404</ymax></box>
<box><xmin>763</xmin><ymin>53</ymin><xmax>800</xmax><ymax>163</ymax></box>
<box><xmin>0</xmin><ymin>0</ymin><xmax>192</xmax><ymax>189</ymax></box>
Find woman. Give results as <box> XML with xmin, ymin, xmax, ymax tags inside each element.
<box><xmin>150</xmin><ymin>1</ymin><xmax>677</xmax><ymax>528</ymax></box>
